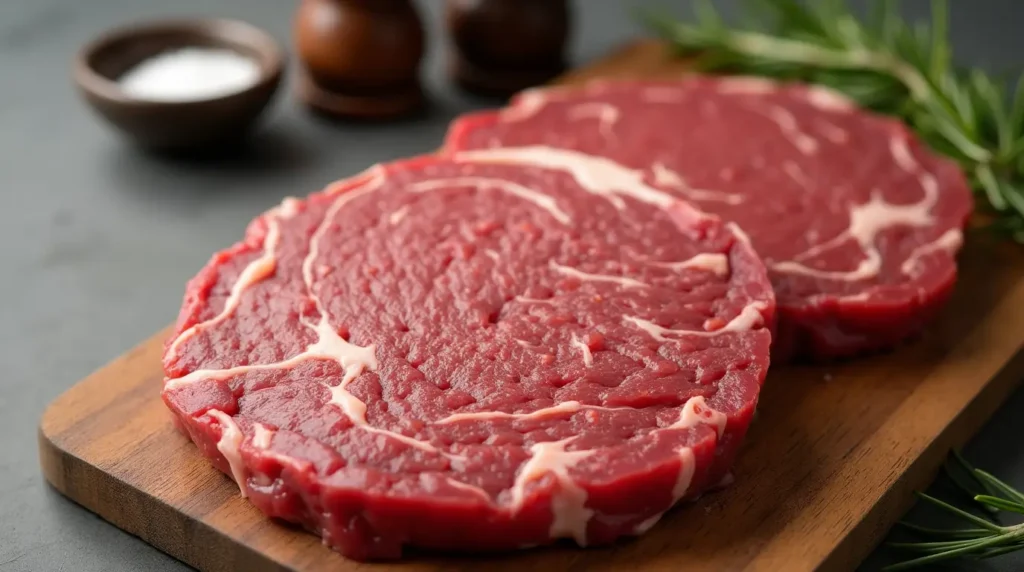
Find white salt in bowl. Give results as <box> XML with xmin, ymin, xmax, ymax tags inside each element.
<box><xmin>74</xmin><ymin>18</ymin><xmax>285</xmax><ymax>151</ymax></box>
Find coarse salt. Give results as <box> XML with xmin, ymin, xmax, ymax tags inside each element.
<box><xmin>118</xmin><ymin>47</ymin><xmax>261</xmax><ymax>102</ymax></box>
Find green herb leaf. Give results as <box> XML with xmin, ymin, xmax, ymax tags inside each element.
<box><xmin>1010</xmin><ymin>75</ymin><xmax>1024</xmax><ymax>138</ymax></box>
<box><xmin>882</xmin><ymin>533</ymin><xmax>1021</xmax><ymax>570</ymax></box>
<box><xmin>975</xmin><ymin>470</ymin><xmax>1024</xmax><ymax>506</ymax></box>
<box><xmin>974</xmin><ymin>495</ymin><xmax>1024</xmax><ymax>514</ymax></box>
<box><xmin>896</xmin><ymin>521</ymin><xmax>992</xmax><ymax>539</ymax></box>
<box><xmin>884</xmin><ymin>452</ymin><xmax>1024</xmax><ymax>569</ymax></box>
<box><xmin>979</xmin><ymin>540</ymin><xmax>1024</xmax><ymax>559</ymax></box>
<box><xmin>977</xmin><ymin>165</ymin><xmax>1010</xmax><ymax>211</ymax></box>
<box><xmin>915</xmin><ymin>493</ymin><xmax>1005</xmax><ymax>532</ymax></box>
<box><xmin>928</xmin><ymin>0</ymin><xmax>949</xmax><ymax>78</ymax></box>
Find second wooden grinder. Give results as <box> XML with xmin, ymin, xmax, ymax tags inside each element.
<box><xmin>446</xmin><ymin>0</ymin><xmax>572</xmax><ymax>97</ymax></box>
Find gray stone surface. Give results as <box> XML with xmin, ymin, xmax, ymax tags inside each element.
<box><xmin>0</xmin><ymin>1</ymin><xmax>1020</xmax><ymax>570</ymax></box>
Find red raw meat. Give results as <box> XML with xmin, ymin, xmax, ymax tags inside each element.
<box><xmin>163</xmin><ymin>154</ymin><xmax>774</xmax><ymax>560</ymax></box>
<box><xmin>444</xmin><ymin>78</ymin><xmax>973</xmax><ymax>361</ymax></box>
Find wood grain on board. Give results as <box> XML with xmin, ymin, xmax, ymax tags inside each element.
<box><xmin>39</xmin><ymin>40</ymin><xmax>1024</xmax><ymax>572</ymax></box>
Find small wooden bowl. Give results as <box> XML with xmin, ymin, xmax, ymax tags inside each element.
<box><xmin>74</xmin><ymin>18</ymin><xmax>286</xmax><ymax>151</ymax></box>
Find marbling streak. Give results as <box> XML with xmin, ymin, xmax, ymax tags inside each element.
<box><xmin>444</xmin><ymin>78</ymin><xmax>973</xmax><ymax>361</ymax></box>
<box><xmin>162</xmin><ymin>155</ymin><xmax>774</xmax><ymax>560</ymax></box>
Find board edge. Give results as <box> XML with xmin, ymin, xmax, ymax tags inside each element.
<box><xmin>38</xmin><ymin>421</ymin><xmax>286</xmax><ymax>572</ymax></box>
<box><xmin>818</xmin><ymin>346</ymin><xmax>1024</xmax><ymax>572</ymax></box>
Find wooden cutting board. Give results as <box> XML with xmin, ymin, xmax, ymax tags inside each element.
<box><xmin>39</xmin><ymin>40</ymin><xmax>1024</xmax><ymax>572</ymax></box>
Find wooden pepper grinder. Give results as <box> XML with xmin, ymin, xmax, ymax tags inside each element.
<box><xmin>293</xmin><ymin>0</ymin><xmax>425</xmax><ymax>119</ymax></box>
<box><xmin>446</xmin><ymin>0</ymin><xmax>571</xmax><ymax>97</ymax></box>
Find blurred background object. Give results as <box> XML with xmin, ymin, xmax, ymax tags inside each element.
<box><xmin>293</xmin><ymin>0</ymin><xmax>425</xmax><ymax>119</ymax></box>
<box><xmin>445</xmin><ymin>0</ymin><xmax>571</xmax><ymax>97</ymax></box>
<box><xmin>74</xmin><ymin>18</ymin><xmax>284</xmax><ymax>151</ymax></box>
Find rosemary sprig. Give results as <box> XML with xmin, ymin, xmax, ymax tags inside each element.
<box><xmin>887</xmin><ymin>452</ymin><xmax>1024</xmax><ymax>570</ymax></box>
<box><xmin>643</xmin><ymin>0</ymin><xmax>1024</xmax><ymax>242</ymax></box>
<box><xmin>944</xmin><ymin>449</ymin><xmax>1001</xmax><ymax>515</ymax></box>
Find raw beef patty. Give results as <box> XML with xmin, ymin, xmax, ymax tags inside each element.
<box><xmin>162</xmin><ymin>155</ymin><xmax>775</xmax><ymax>560</ymax></box>
<box><xmin>445</xmin><ymin>78</ymin><xmax>973</xmax><ymax>361</ymax></box>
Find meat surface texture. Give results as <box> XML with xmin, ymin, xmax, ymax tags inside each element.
<box><xmin>162</xmin><ymin>155</ymin><xmax>775</xmax><ymax>560</ymax></box>
<box><xmin>444</xmin><ymin>78</ymin><xmax>974</xmax><ymax>361</ymax></box>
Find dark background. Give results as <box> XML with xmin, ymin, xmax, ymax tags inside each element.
<box><xmin>1</xmin><ymin>1</ymin><xmax>1022</xmax><ymax>570</ymax></box>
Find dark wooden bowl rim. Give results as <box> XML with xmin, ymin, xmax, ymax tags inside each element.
<box><xmin>74</xmin><ymin>18</ymin><xmax>285</xmax><ymax>109</ymax></box>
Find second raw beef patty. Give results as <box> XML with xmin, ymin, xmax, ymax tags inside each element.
<box><xmin>162</xmin><ymin>155</ymin><xmax>774</xmax><ymax>560</ymax></box>
<box><xmin>445</xmin><ymin>78</ymin><xmax>974</xmax><ymax>361</ymax></box>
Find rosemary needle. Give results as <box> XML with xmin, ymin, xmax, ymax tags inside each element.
<box><xmin>886</xmin><ymin>453</ymin><xmax>1024</xmax><ymax>569</ymax></box>
<box><xmin>643</xmin><ymin>0</ymin><xmax>1024</xmax><ymax>242</ymax></box>
<box><xmin>894</xmin><ymin>522</ymin><xmax>992</xmax><ymax>540</ymax></box>
<box><xmin>884</xmin><ymin>527</ymin><xmax>1024</xmax><ymax>571</ymax></box>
